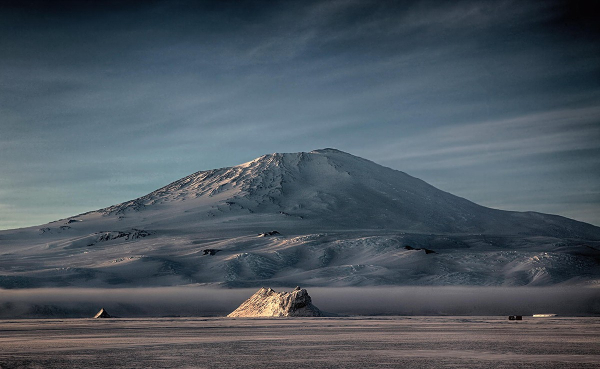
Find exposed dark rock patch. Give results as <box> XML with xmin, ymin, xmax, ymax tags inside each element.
<box><xmin>87</xmin><ymin>229</ymin><xmax>153</xmax><ymax>246</ymax></box>
<box><xmin>258</xmin><ymin>231</ymin><xmax>280</xmax><ymax>237</ymax></box>
<box><xmin>405</xmin><ymin>245</ymin><xmax>436</xmax><ymax>254</ymax></box>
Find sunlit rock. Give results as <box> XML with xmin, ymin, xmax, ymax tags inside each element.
<box><xmin>93</xmin><ymin>308</ymin><xmax>112</xmax><ymax>318</ymax></box>
<box><xmin>228</xmin><ymin>287</ymin><xmax>323</xmax><ymax>317</ymax></box>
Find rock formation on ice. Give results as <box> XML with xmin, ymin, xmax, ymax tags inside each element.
<box><xmin>227</xmin><ymin>287</ymin><xmax>323</xmax><ymax>317</ymax></box>
<box><xmin>93</xmin><ymin>308</ymin><xmax>112</xmax><ymax>318</ymax></box>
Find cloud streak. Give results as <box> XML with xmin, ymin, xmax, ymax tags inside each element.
<box><xmin>372</xmin><ymin>106</ymin><xmax>600</xmax><ymax>168</ymax></box>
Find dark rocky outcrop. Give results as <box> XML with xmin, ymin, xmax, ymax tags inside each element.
<box><xmin>93</xmin><ymin>308</ymin><xmax>112</xmax><ymax>318</ymax></box>
<box><xmin>404</xmin><ymin>246</ymin><xmax>436</xmax><ymax>254</ymax></box>
<box><xmin>258</xmin><ymin>231</ymin><xmax>280</xmax><ymax>237</ymax></box>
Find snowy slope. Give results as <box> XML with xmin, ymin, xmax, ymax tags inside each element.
<box><xmin>1</xmin><ymin>148</ymin><xmax>599</xmax><ymax>288</ymax></box>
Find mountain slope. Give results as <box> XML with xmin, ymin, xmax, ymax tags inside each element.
<box><xmin>1</xmin><ymin>148</ymin><xmax>599</xmax><ymax>288</ymax></box>
<box><xmin>95</xmin><ymin>148</ymin><xmax>599</xmax><ymax>237</ymax></box>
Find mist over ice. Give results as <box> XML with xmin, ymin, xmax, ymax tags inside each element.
<box><xmin>0</xmin><ymin>286</ymin><xmax>597</xmax><ymax>318</ymax></box>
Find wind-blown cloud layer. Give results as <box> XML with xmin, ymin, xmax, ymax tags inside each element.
<box><xmin>1</xmin><ymin>0</ymin><xmax>599</xmax><ymax>229</ymax></box>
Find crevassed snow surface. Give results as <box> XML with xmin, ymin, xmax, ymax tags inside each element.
<box><xmin>1</xmin><ymin>149</ymin><xmax>599</xmax><ymax>288</ymax></box>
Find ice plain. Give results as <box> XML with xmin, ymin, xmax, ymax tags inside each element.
<box><xmin>0</xmin><ymin>316</ymin><xmax>599</xmax><ymax>368</ymax></box>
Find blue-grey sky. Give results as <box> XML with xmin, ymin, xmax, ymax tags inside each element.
<box><xmin>1</xmin><ymin>0</ymin><xmax>599</xmax><ymax>229</ymax></box>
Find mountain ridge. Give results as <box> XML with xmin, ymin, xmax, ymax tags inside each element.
<box><xmin>91</xmin><ymin>148</ymin><xmax>599</xmax><ymax>238</ymax></box>
<box><xmin>1</xmin><ymin>148</ymin><xmax>599</xmax><ymax>288</ymax></box>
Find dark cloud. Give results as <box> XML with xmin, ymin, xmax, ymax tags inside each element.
<box><xmin>547</xmin><ymin>0</ymin><xmax>600</xmax><ymax>37</ymax></box>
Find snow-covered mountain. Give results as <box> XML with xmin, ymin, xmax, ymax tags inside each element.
<box><xmin>1</xmin><ymin>148</ymin><xmax>599</xmax><ymax>288</ymax></box>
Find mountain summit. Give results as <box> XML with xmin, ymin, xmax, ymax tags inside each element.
<box><xmin>100</xmin><ymin>148</ymin><xmax>596</xmax><ymax>237</ymax></box>
<box><xmin>1</xmin><ymin>149</ymin><xmax>599</xmax><ymax>288</ymax></box>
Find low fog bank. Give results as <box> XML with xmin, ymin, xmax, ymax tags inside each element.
<box><xmin>310</xmin><ymin>287</ymin><xmax>600</xmax><ymax>316</ymax></box>
<box><xmin>0</xmin><ymin>287</ymin><xmax>249</xmax><ymax>319</ymax></box>
<box><xmin>0</xmin><ymin>286</ymin><xmax>598</xmax><ymax>318</ymax></box>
